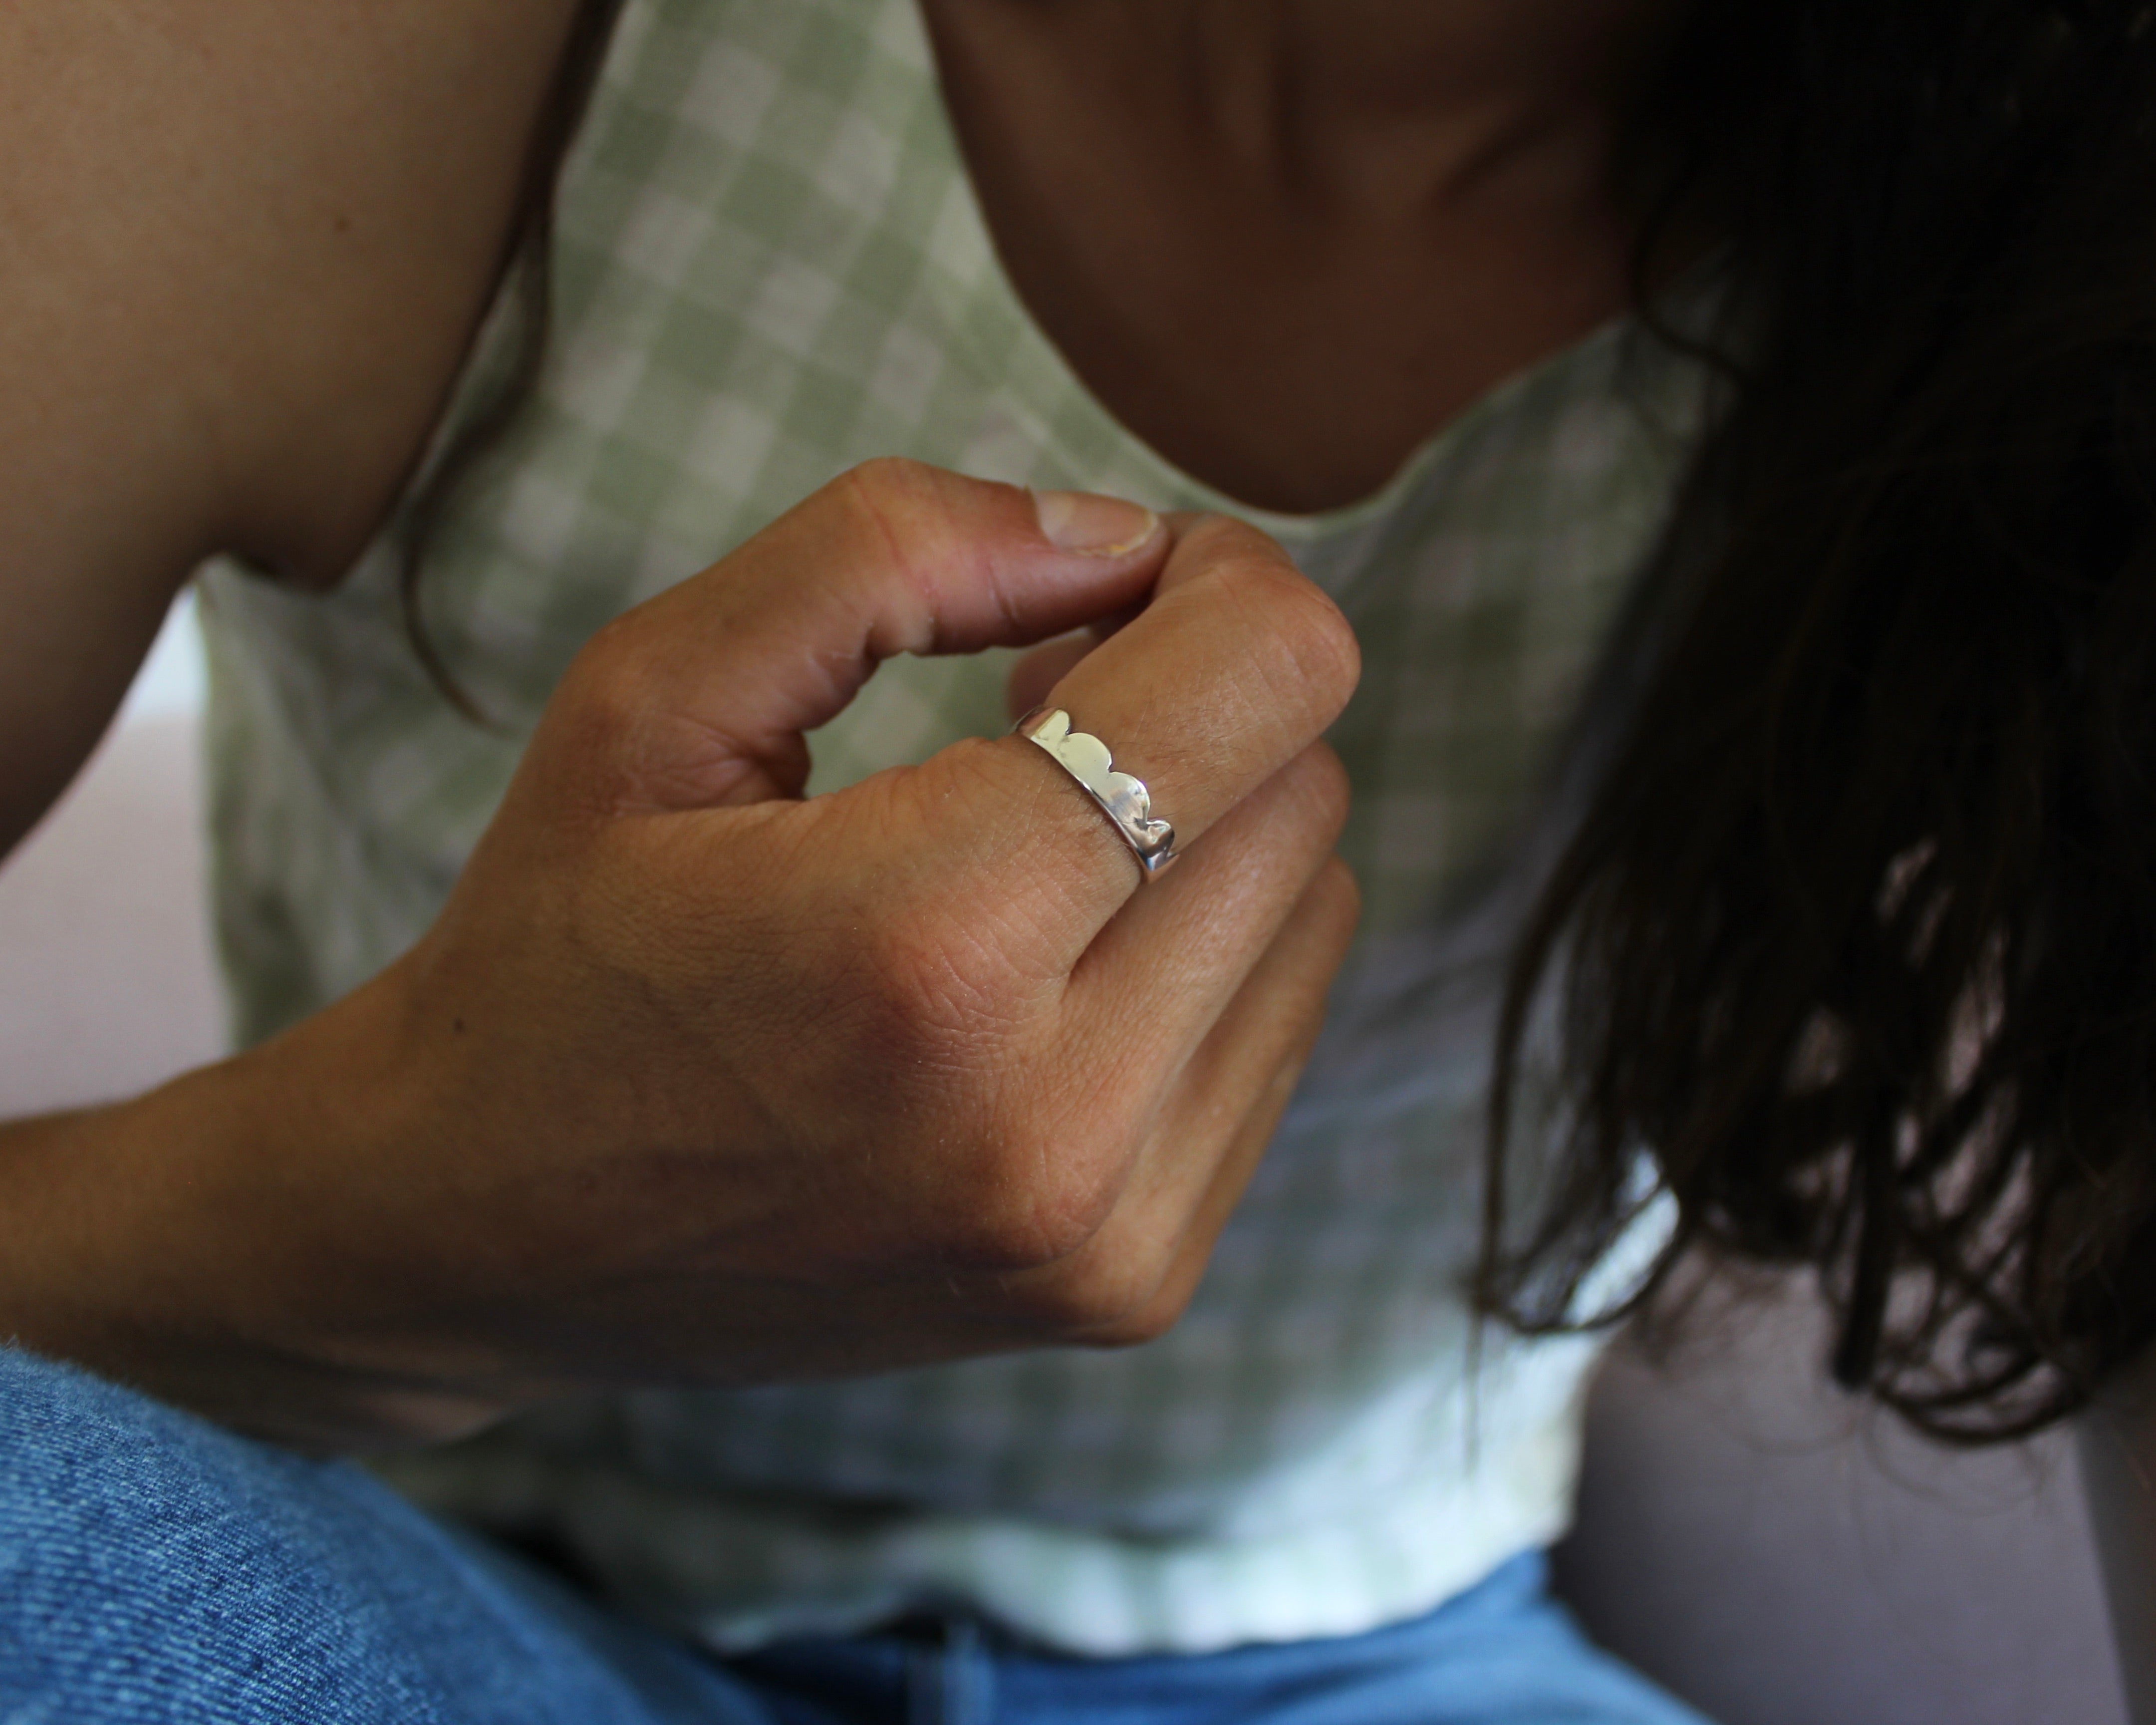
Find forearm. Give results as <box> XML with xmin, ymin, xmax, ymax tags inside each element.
<box><xmin>0</xmin><ymin>976</ymin><xmax>513</xmax><ymax>1453</ymax></box>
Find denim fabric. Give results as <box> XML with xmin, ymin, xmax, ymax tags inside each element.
<box><xmin>0</xmin><ymin>1348</ymin><xmax>1713</xmax><ymax>1725</ymax></box>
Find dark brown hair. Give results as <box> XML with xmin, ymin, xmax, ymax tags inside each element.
<box><xmin>1485</xmin><ymin>0</ymin><xmax>2156</xmax><ymax>1441</ymax></box>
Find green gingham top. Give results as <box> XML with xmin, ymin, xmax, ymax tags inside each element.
<box><xmin>199</xmin><ymin>0</ymin><xmax>1708</xmax><ymax>1656</ymax></box>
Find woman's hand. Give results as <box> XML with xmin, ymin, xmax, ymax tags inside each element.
<box><xmin>0</xmin><ymin>461</ymin><xmax>1358</xmax><ymax>1449</ymax></box>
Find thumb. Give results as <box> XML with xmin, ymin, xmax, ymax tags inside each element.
<box><xmin>537</xmin><ymin>460</ymin><xmax>1166</xmax><ymax>811</ymax></box>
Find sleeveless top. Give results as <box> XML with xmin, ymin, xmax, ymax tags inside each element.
<box><xmin>198</xmin><ymin>0</ymin><xmax>1709</xmax><ymax>1657</ymax></box>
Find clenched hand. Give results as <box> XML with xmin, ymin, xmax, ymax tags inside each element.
<box><xmin>3</xmin><ymin>461</ymin><xmax>1359</xmax><ymax>1449</ymax></box>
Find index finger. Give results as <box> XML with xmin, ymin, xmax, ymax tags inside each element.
<box><xmin>1043</xmin><ymin>513</ymin><xmax>1359</xmax><ymax>848</ymax></box>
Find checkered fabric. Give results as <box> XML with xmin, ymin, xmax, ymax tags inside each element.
<box><xmin>199</xmin><ymin>0</ymin><xmax>1708</xmax><ymax>1657</ymax></box>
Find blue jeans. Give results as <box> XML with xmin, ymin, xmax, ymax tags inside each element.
<box><xmin>0</xmin><ymin>1349</ymin><xmax>1712</xmax><ymax>1724</ymax></box>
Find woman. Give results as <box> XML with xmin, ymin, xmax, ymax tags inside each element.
<box><xmin>2</xmin><ymin>1</ymin><xmax>2151</xmax><ymax>1720</ymax></box>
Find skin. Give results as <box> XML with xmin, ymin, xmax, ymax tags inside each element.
<box><xmin>920</xmin><ymin>0</ymin><xmax>1674</xmax><ymax>512</ymax></box>
<box><xmin>0</xmin><ymin>0</ymin><xmax>1653</xmax><ymax>1449</ymax></box>
<box><xmin>3</xmin><ymin>0</ymin><xmax>2142</xmax><ymax>1694</ymax></box>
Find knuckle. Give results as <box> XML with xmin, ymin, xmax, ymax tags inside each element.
<box><xmin>1083</xmin><ymin>1288</ymin><xmax>1187</xmax><ymax>1349</ymax></box>
<box><xmin>1314</xmin><ymin>853</ymin><xmax>1362</xmax><ymax>925</ymax></box>
<box><xmin>837</xmin><ymin>457</ymin><xmax>987</xmax><ymax>569</ymax></box>
<box><xmin>833</xmin><ymin>459</ymin><xmax>1014</xmax><ymax>652</ymax></box>
<box><xmin>842</xmin><ymin>455</ymin><xmax>941</xmax><ymax>512</ymax></box>
<box><xmin>838</xmin><ymin>903</ymin><xmax>1069</xmax><ymax>1078</ymax></box>
<box><xmin>890</xmin><ymin>743</ymin><xmax>1095</xmax><ymax>970</ymax></box>
<box><xmin>1191</xmin><ymin>550</ymin><xmax>1361</xmax><ymax>723</ymax></box>
<box><xmin>835</xmin><ymin>458</ymin><xmax>941</xmax><ymax>595</ymax></box>
<box><xmin>550</xmin><ymin>623</ymin><xmax>656</xmax><ymax>762</ymax></box>
<box><xmin>1256</xmin><ymin>572</ymin><xmax>1362</xmax><ymax>717</ymax></box>
<box><xmin>854</xmin><ymin>908</ymin><xmax>1022</xmax><ymax>1046</ymax></box>
<box><xmin>1173</xmin><ymin>512</ymin><xmax>1281</xmax><ymax>569</ymax></box>
<box><xmin>932</xmin><ymin>1128</ymin><xmax>1124</xmax><ymax>1275</ymax></box>
<box><xmin>1057</xmin><ymin>1251</ymin><xmax>1193</xmax><ymax>1345</ymax></box>
<box><xmin>1029</xmin><ymin>1254</ymin><xmax>1161</xmax><ymax>1336</ymax></box>
<box><xmin>1286</xmin><ymin>742</ymin><xmax>1354</xmax><ymax>844</ymax></box>
<box><xmin>560</xmin><ymin>615</ymin><xmax>636</xmax><ymax>708</ymax></box>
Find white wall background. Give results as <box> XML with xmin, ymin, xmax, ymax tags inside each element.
<box><xmin>0</xmin><ymin>592</ymin><xmax>220</xmax><ymax>1115</ymax></box>
<box><xmin>120</xmin><ymin>590</ymin><xmax>207</xmax><ymax>722</ymax></box>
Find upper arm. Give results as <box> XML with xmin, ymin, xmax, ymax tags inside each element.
<box><xmin>0</xmin><ymin>0</ymin><xmax>585</xmax><ymax>851</ymax></box>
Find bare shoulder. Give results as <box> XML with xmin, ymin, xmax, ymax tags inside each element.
<box><xmin>0</xmin><ymin>0</ymin><xmax>588</xmax><ymax>849</ymax></box>
<box><xmin>1</xmin><ymin>0</ymin><xmax>587</xmax><ymax>584</ymax></box>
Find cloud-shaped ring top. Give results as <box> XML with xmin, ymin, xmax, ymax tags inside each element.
<box><xmin>1019</xmin><ymin>708</ymin><xmax>1178</xmax><ymax>877</ymax></box>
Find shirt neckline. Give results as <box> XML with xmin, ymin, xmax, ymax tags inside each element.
<box><xmin>889</xmin><ymin>0</ymin><xmax>1640</xmax><ymax>544</ymax></box>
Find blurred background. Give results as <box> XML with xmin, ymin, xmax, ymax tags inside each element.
<box><xmin>0</xmin><ymin>591</ymin><xmax>2129</xmax><ymax>1725</ymax></box>
<box><xmin>0</xmin><ymin>593</ymin><xmax>219</xmax><ymax>1111</ymax></box>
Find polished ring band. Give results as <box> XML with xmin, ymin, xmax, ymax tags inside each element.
<box><xmin>1017</xmin><ymin>706</ymin><xmax>1178</xmax><ymax>879</ymax></box>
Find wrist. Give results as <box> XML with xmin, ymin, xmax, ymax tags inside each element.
<box><xmin>0</xmin><ymin>973</ymin><xmax>520</xmax><ymax>1450</ymax></box>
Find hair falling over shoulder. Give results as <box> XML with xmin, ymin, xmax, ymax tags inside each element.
<box><xmin>1484</xmin><ymin>1</ymin><xmax>2156</xmax><ymax>1441</ymax></box>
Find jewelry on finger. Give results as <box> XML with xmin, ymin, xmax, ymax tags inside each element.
<box><xmin>1016</xmin><ymin>706</ymin><xmax>1178</xmax><ymax>879</ymax></box>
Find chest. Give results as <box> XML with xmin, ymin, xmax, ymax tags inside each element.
<box><xmin>200</xmin><ymin>0</ymin><xmax>1712</xmax><ymax>1055</ymax></box>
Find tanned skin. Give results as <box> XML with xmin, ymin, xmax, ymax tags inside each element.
<box><xmin>5</xmin><ymin>4</ymin><xmax>2140</xmax><ymax>1703</ymax></box>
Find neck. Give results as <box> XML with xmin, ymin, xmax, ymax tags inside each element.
<box><xmin>1092</xmin><ymin>0</ymin><xmax>1683</xmax><ymax>212</ymax></box>
<box><xmin>915</xmin><ymin>0</ymin><xmax>1682</xmax><ymax>510</ymax></box>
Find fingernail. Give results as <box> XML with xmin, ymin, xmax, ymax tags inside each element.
<box><xmin>1032</xmin><ymin>489</ymin><xmax>1160</xmax><ymax>556</ymax></box>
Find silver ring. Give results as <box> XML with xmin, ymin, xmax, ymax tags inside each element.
<box><xmin>1017</xmin><ymin>706</ymin><xmax>1177</xmax><ymax>879</ymax></box>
